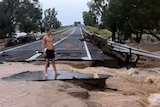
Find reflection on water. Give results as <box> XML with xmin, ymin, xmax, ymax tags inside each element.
<box><xmin>2</xmin><ymin>70</ymin><xmax>110</xmax><ymax>81</ymax></box>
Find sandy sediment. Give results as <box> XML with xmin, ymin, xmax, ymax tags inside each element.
<box><xmin>0</xmin><ymin>62</ymin><xmax>160</xmax><ymax>107</ymax></box>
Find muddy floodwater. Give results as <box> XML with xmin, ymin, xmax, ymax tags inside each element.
<box><xmin>0</xmin><ymin>62</ymin><xmax>160</xmax><ymax>107</ymax></box>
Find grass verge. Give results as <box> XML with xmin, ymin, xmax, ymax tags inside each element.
<box><xmin>84</xmin><ymin>26</ymin><xmax>112</xmax><ymax>38</ymax></box>
<box><xmin>53</xmin><ymin>26</ymin><xmax>70</xmax><ymax>32</ymax></box>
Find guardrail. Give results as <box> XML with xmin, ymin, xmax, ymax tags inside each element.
<box><xmin>82</xmin><ymin>27</ymin><xmax>160</xmax><ymax>67</ymax></box>
<box><xmin>107</xmin><ymin>41</ymin><xmax>160</xmax><ymax>60</ymax></box>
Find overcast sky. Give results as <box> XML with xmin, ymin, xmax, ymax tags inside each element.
<box><xmin>39</xmin><ymin>0</ymin><xmax>90</xmax><ymax>26</ymax></box>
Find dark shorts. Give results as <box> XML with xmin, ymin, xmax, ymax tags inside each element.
<box><xmin>45</xmin><ymin>49</ymin><xmax>55</xmax><ymax>59</ymax></box>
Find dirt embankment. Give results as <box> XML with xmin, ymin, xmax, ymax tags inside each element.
<box><xmin>129</xmin><ymin>42</ymin><xmax>160</xmax><ymax>68</ymax></box>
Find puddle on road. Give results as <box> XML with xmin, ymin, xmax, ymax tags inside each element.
<box><xmin>2</xmin><ymin>70</ymin><xmax>110</xmax><ymax>82</ymax></box>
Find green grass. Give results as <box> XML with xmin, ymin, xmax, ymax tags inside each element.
<box><xmin>53</xmin><ymin>26</ymin><xmax>70</xmax><ymax>32</ymax></box>
<box><xmin>84</xmin><ymin>26</ymin><xmax>112</xmax><ymax>37</ymax></box>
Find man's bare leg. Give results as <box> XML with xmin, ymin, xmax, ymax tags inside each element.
<box><xmin>45</xmin><ymin>59</ymin><xmax>49</xmax><ymax>77</ymax></box>
<box><xmin>51</xmin><ymin>59</ymin><xmax>59</xmax><ymax>75</ymax></box>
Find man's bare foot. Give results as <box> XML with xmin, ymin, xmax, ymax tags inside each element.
<box><xmin>45</xmin><ymin>73</ymin><xmax>48</xmax><ymax>77</ymax></box>
<box><xmin>55</xmin><ymin>72</ymin><xmax>60</xmax><ymax>75</ymax></box>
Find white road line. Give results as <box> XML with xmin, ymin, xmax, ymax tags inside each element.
<box><xmin>0</xmin><ymin>28</ymin><xmax>74</xmax><ymax>54</ymax></box>
<box><xmin>80</xmin><ymin>28</ymin><xmax>92</xmax><ymax>60</ymax></box>
<box><xmin>54</xmin><ymin>28</ymin><xmax>76</xmax><ymax>45</ymax></box>
<box><xmin>0</xmin><ymin>40</ymin><xmax>41</xmax><ymax>54</ymax></box>
<box><xmin>25</xmin><ymin>28</ymin><xmax>76</xmax><ymax>61</ymax></box>
<box><xmin>25</xmin><ymin>53</ymin><xmax>41</xmax><ymax>61</ymax></box>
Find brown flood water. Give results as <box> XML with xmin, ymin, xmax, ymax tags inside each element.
<box><xmin>0</xmin><ymin>62</ymin><xmax>160</xmax><ymax>107</ymax></box>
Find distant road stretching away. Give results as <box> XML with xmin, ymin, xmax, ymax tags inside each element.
<box><xmin>0</xmin><ymin>27</ymin><xmax>114</xmax><ymax>62</ymax></box>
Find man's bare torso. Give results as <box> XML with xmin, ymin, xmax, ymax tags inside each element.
<box><xmin>44</xmin><ymin>35</ymin><xmax>55</xmax><ymax>50</ymax></box>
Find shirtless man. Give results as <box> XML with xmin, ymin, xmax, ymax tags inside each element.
<box><xmin>41</xmin><ymin>28</ymin><xmax>59</xmax><ymax>77</ymax></box>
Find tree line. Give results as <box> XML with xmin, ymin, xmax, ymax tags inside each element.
<box><xmin>0</xmin><ymin>0</ymin><xmax>61</xmax><ymax>39</ymax></box>
<box><xmin>83</xmin><ymin>0</ymin><xmax>160</xmax><ymax>42</ymax></box>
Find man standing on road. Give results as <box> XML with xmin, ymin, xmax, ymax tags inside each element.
<box><xmin>42</xmin><ymin>28</ymin><xmax>59</xmax><ymax>77</ymax></box>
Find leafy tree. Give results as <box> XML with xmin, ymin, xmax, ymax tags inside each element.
<box><xmin>83</xmin><ymin>11</ymin><xmax>97</xmax><ymax>26</ymax></box>
<box><xmin>0</xmin><ymin>0</ymin><xmax>19</xmax><ymax>38</ymax></box>
<box><xmin>0</xmin><ymin>0</ymin><xmax>42</xmax><ymax>38</ymax></box>
<box><xmin>16</xmin><ymin>0</ymin><xmax>42</xmax><ymax>33</ymax></box>
<box><xmin>86</xmin><ymin>0</ymin><xmax>160</xmax><ymax>42</ymax></box>
<box><xmin>87</xmin><ymin>0</ymin><xmax>118</xmax><ymax>40</ymax></box>
<box><xmin>127</xmin><ymin>0</ymin><xmax>160</xmax><ymax>42</ymax></box>
<box><xmin>42</xmin><ymin>8</ymin><xmax>61</xmax><ymax>29</ymax></box>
